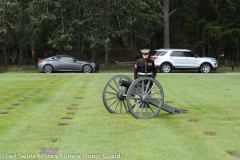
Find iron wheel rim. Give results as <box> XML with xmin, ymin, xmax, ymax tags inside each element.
<box><xmin>102</xmin><ymin>75</ymin><xmax>133</xmax><ymax>114</ymax></box>
<box><xmin>126</xmin><ymin>77</ymin><xmax>164</xmax><ymax>118</ymax></box>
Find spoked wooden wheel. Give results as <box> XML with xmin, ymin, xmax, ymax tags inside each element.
<box><xmin>102</xmin><ymin>75</ymin><xmax>133</xmax><ymax>113</ymax></box>
<box><xmin>126</xmin><ymin>77</ymin><xmax>164</xmax><ymax>119</ymax></box>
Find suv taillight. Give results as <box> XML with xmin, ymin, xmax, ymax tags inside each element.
<box><xmin>152</xmin><ymin>56</ymin><xmax>158</xmax><ymax>61</ymax></box>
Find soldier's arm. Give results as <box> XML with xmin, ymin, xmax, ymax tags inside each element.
<box><xmin>134</xmin><ymin>62</ymin><xmax>138</xmax><ymax>80</ymax></box>
<box><xmin>152</xmin><ymin>61</ymin><xmax>157</xmax><ymax>78</ymax></box>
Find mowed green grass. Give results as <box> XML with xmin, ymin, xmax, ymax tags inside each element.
<box><xmin>0</xmin><ymin>73</ymin><xmax>240</xmax><ymax>160</ymax></box>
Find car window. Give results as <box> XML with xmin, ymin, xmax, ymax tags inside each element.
<box><xmin>59</xmin><ymin>56</ymin><xmax>74</xmax><ymax>62</ymax></box>
<box><xmin>191</xmin><ymin>52</ymin><xmax>199</xmax><ymax>57</ymax></box>
<box><xmin>170</xmin><ymin>51</ymin><xmax>184</xmax><ymax>57</ymax></box>
<box><xmin>50</xmin><ymin>56</ymin><xmax>57</xmax><ymax>60</ymax></box>
<box><xmin>183</xmin><ymin>52</ymin><xmax>194</xmax><ymax>57</ymax></box>
<box><xmin>155</xmin><ymin>51</ymin><xmax>167</xmax><ymax>56</ymax></box>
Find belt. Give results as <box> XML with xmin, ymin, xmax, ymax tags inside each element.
<box><xmin>138</xmin><ymin>72</ymin><xmax>153</xmax><ymax>75</ymax></box>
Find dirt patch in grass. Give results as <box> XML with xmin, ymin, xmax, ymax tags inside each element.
<box><xmin>62</xmin><ymin>117</ymin><xmax>73</xmax><ymax>120</ymax></box>
<box><xmin>75</xmin><ymin>97</ymin><xmax>83</xmax><ymax>99</ymax></box>
<box><xmin>188</xmin><ymin>119</ymin><xmax>198</xmax><ymax>123</ymax></box>
<box><xmin>19</xmin><ymin>99</ymin><xmax>26</xmax><ymax>102</ymax></box>
<box><xmin>58</xmin><ymin>122</ymin><xmax>70</xmax><ymax>126</ymax></box>
<box><xmin>6</xmin><ymin>107</ymin><xmax>15</xmax><ymax>110</ymax></box>
<box><xmin>79</xmin><ymin>91</ymin><xmax>86</xmax><ymax>93</ymax></box>
<box><xmin>12</xmin><ymin>103</ymin><xmax>20</xmax><ymax>106</ymax></box>
<box><xmin>0</xmin><ymin>94</ymin><xmax>9</xmax><ymax>98</ymax></box>
<box><xmin>66</xmin><ymin>112</ymin><xmax>75</xmax><ymax>115</ymax></box>
<box><xmin>0</xmin><ymin>111</ymin><xmax>9</xmax><ymax>114</ymax></box>
<box><xmin>50</xmin><ymin>138</ymin><xmax>58</xmax><ymax>143</ymax></box>
<box><xmin>203</xmin><ymin>131</ymin><xmax>217</xmax><ymax>136</ymax></box>
<box><xmin>67</xmin><ymin>107</ymin><xmax>78</xmax><ymax>110</ymax></box>
<box><xmin>227</xmin><ymin>150</ymin><xmax>240</xmax><ymax>159</ymax></box>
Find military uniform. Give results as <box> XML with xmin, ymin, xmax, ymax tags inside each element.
<box><xmin>134</xmin><ymin>49</ymin><xmax>157</xmax><ymax>80</ymax></box>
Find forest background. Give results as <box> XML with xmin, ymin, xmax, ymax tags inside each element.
<box><xmin>0</xmin><ymin>0</ymin><xmax>239</xmax><ymax>66</ymax></box>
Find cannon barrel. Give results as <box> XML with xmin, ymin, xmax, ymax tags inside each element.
<box><xmin>118</xmin><ymin>80</ymin><xmax>132</xmax><ymax>88</ymax></box>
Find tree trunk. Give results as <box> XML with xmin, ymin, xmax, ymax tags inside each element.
<box><xmin>163</xmin><ymin>0</ymin><xmax>170</xmax><ymax>48</ymax></box>
<box><xmin>19</xmin><ymin>49</ymin><xmax>23</xmax><ymax>65</ymax></box>
<box><xmin>202</xmin><ymin>46</ymin><xmax>205</xmax><ymax>57</ymax></box>
<box><xmin>76</xmin><ymin>33</ymin><xmax>81</xmax><ymax>59</ymax></box>
<box><xmin>81</xmin><ymin>46</ymin><xmax>84</xmax><ymax>59</ymax></box>
<box><xmin>25</xmin><ymin>50</ymin><xmax>29</xmax><ymax>64</ymax></box>
<box><xmin>3</xmin><ymin>47</ymin><xmax>7</xmax><ymax>65</ymax></box>
<box><xmin>237</xmin><ymin>38</ymin><xmax>239</xmax><ymax>66</ymax></box>
<box><xmin>92</xmin><ymin>30</ymin><xmax>98</xmax><ymax>62</ymax></box>
<box><xmin>104</xmin><ymin>37</ymin><xmax>110</xmax><ymax>63</ymax></box>
<box><xmin>92</xmin><ymin>50</ymin><xmax>97</xmax><ymax>62</ymax></box>
<box><xmin>216</xmin><ymin>3</ymin><xmax>220</xmax><ymax>63</ymax></box>
<box><xmin>202</xmin><ymin>27</ymin><xmax>205</xmax><ymax>56</ymax></box>
<box><xmin>105</xmin><ymin>43</ymin><xmax>109</xmax><ymax>64</ymax></box>
<box><xmin>31</xmin><ymin>45</ymin><xmax>36</xmax><ymax>64</ymax></box>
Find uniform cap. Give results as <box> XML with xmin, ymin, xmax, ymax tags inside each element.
<box><xmin>140</xmin><ymin>49</ymin><xmax>150</xmax><ymax>54</ymax></box>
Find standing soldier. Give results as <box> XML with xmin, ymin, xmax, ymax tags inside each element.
<box><xmin>134</xmin><ymin>49</ymin><xmax>157</xmax><ymax>80</ymax></box>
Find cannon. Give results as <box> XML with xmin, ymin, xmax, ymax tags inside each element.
<box><xmin>102</xmin><ymin>75</ymin><xmax>186</xmax><ymax>119</ymax></box>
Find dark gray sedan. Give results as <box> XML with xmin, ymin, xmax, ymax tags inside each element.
<box><xmin>38</xmin><ymin>55</ymin><xmax>99</xmax><ymax>73</ymax></box>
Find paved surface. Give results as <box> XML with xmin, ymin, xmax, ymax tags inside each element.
<box><xmin>7</xmin><ymin>72</ymin><xmax>239</xmax><ymax>76</ymax></box>
<box><xmin>94</xmin><ymin>72</ymin><xmax>240</xmax><ymax>75</ymax></box>
<box><xmin>3</xmin><ymin>72</ymin><xmax>240</xmax><ymax>76</ymax></box>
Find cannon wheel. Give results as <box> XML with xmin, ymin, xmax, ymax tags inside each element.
<box><xmin>126</xmin><ymin>77</ymin><xmax>164</xmax><ymax>119</ymax></box>
<box><xmin>102</xmin><ymin>75</ymin><xmax>133</xmax><ymax>114</ymax></box>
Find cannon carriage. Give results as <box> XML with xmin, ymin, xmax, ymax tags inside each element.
<box><xmin>102</xmin><ymin>75</ymin><xmax>186</xmax><ymax>119</ymax></box>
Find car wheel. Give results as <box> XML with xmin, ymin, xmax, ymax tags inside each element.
<box><xmin>200</xmin><ymin>63</ymin><xmax>211</xmax><ymax>73</ymax></box>
<box><xmin>83</xmin><ymin>64</ymin><xmax>92</xmax><ymax>73</ymax></box>
<box><xmin>43</xmin><ymin>65</ymin><xmax>53</xmax><ymax>73</ymax></box>
<box><xmin>161</xmin><ymin>63</ymin><xmax>171</xmax><ymax>73</ymax></box>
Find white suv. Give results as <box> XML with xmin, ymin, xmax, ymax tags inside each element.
<box><xmin>151</xmin><ymin>49</ymin><xmax>218</xmax><ymax>73</ymax></box>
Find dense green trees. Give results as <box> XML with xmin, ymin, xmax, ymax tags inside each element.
<box><xmin>0</xmin><ymin>0</ymin><xmax>239</xmax><ymax>65</ymax></box>
<box><xmin>170</xmin><ymin>0</ymin><xmax>240</xmax><ymax>65</ymax></box>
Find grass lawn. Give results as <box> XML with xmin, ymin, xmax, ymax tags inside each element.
<box><xmin>0</xmin><ymin>73</ymin><xmax>240</xmax><ymax>160</ymax></box>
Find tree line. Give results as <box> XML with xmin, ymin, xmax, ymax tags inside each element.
<box><xmin>0</xmin><ymin>0</ymin><xmax>240</xmax><ymax>65</ymax></box>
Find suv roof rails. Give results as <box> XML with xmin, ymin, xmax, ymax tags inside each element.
<box><xmin>156</xmin><ymin>48</ymin><xmax>188</xmax><ymax>50</ymax></box>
